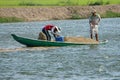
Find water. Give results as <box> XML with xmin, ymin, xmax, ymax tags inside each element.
<box><xmin>0</xmin><ymin>18</ymin><xmax>120</xmax><ymax>80</ymax></box>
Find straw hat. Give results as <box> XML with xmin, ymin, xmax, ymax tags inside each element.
<box><xmin>55</xmin><ymin>26</ymin><xmax>61</xmax><ymax>32</ymax></box>
<box><xmin>91</xmin><ymin>9</ymin><xmax>96</xmax><ymax>13</ymax></box>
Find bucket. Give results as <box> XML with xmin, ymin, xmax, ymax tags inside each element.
<box><xmin>55</xmin><ymin>36</ymin><xmax>64</xmax><ymax>42</ymax></box>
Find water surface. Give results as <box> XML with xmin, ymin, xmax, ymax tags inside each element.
<box><xmin>0</xmin><ymin>18</ymin><xmax>120</xmax><ymax>80</ymax></box>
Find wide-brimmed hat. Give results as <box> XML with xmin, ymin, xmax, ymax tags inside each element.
<box><xmin>55</xmin><ymin>26</ymin><xmax>61</xmax><ymax>32</ymax></box>
<box><xmin>91</xmin><ymin>9</ymin><xmax>96</xmax><ymax>13</ymax></box>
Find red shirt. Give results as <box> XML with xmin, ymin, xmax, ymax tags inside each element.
<box><xmin>43</xmin><ymin>25</ymin><xmax>54</xmax><ymax>30</ymax></box>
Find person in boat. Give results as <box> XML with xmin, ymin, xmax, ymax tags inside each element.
<box><xmin>42</xmin><ymin>24</ymin><xmax>61</xmax><ymax>41</ymax></box>
<box><xmin>89</xmin><ymin>9</ymin><xmax>101</xmax><ymax>41</ymax></box>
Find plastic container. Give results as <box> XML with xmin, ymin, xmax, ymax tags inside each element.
<box><xmin>55</xmin><ymin>36</ymin><xmax>64</xmax><ymax>42</ymax></box>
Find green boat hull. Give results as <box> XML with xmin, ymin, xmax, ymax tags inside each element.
<box><xmin>11</xmin><ymin>34</ymin><xmax>107</xmax><ymax>47</ymax></box>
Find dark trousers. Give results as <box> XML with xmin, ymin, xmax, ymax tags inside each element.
<box><xmin>42</xmin><ymin>29</ymin><xmax>51</xmax><ymax>41</ymax></box>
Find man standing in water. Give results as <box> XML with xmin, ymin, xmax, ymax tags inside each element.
<box><xmin>89</xmin><ymin>9</ymin><xmax>101</xmax><ymax>41</ymax></box>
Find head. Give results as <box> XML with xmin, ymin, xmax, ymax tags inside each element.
<box><xmin>91</xmin><ymin>9</ymin><xmax>97</xmax><ymax>15</ymax></box>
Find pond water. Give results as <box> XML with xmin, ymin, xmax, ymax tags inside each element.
<box><xmin>0</xmin><ymin>18</ymin><xmax>120</xmax><ymax>80</ymax></box>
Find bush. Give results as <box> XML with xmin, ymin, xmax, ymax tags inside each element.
<box><xmin>89</xmin><ymin>0</ymin><xmax>103</xmax><ymax>6</ymax></box>
<box><xmin>70</xmin><ymin>14</ymin><xmax>81</xmax><ymax>19</ymax></box>
<box><xmin>19</xmin><ymin>2</ymin><xmax>43</xmax><ymax>6</ymax></box>
<box><xmin>101</xmin><ymin>11</ymin><xmax>120</xmax><ymax>18</ymax></box>
<box><xmin>0</xmin><ymin>17</ymin><xmax>24</xmax><ymax>23</ymax></box>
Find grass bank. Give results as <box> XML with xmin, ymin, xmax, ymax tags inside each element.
<box><xmin>70</xmin><ymin>11</ymin><xmax>120</xmax><ymax>19</ymax></box>
<box><xmin>101</xmin><ymin>11</ymin><xmax>120</xmax><ymax>18</ymax></box>
<box><xmin>0</xmin><ymin>11</ymin><xmax>120</xmax><ymax>23</ymax></box>
<box><xmin>0</xmin><ymin>17</ymin><xmax>24</xmax><ymax>23</ymax></box>
<box><xmin>0</xmin><ymin>0</ymin><xmax>120</xmax><ymax>7</ymax></box>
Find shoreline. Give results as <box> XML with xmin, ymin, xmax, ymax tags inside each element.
<box><xmin>0</xmin><ymin>5</ymin><xmax>120</xmax><ymax>22</ymax></box>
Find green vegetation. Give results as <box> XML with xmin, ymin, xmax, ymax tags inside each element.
<box><xmin>70</xmin><ymin>11</ymin><xmax>120</xmax><ymax>19</ymax></box>
<box><xmin>101</xmin><ymin>11</ymin><xmax>120</xmax><ymax>18</ymax></box>
<box><xmin>0</xmin><ymin>0</ymin><xmax>120</xmax><ymax>6</ymax></box>
<box><xmin>0</xmin><ymin>0</ymin><xmax>120</xmax><ymax>23</ymax></box>
<box><xmin>0</xmin><ymin>11</ymin><xmax>120</xmax><ymax>23</ymax></box>
<box><xmin>70</xmin><ymin>14</ymin><xmax>82</xmax><ymax>19</ymax></box>
<box><xmin>0</xmin><ymin>17</ymin><xmax>24</xmax><ymax>23</ymax></box>
<box><xmin>69</xmin><ymin>9</ymin><xmax>82</xmax><ymax>19</ymax></box>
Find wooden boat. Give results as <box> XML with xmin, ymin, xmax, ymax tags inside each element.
<box><xmin>11</xmin><ymin>34</ymin><xmax>107</xmax><ymax>47</ymax></box>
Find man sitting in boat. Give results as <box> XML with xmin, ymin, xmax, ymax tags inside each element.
<box><xmin>42</xmin><ymin>24</ymin><xmax>61</xmax><ymax>41</ymax></box>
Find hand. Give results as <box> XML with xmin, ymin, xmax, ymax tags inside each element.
<box><xmin>90</xmin><ymin>24</ymin><xmax>94</xmax><ymax>29</ymax></box>
<box><xmin>56</xmin><ymin>34</ymin><xmax>60</xmax><ymax>37</ymax></box>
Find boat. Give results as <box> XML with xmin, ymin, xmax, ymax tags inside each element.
<box><xmin>11</xmin><ymin>34</ymin><xmax>107</xmax><ymax>47</ymax></box>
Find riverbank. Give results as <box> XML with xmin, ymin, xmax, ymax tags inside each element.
<box><xmin>0</xmin><ymin>4</ymin><xmax>120</xmax><ymax>22</ymax></box>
